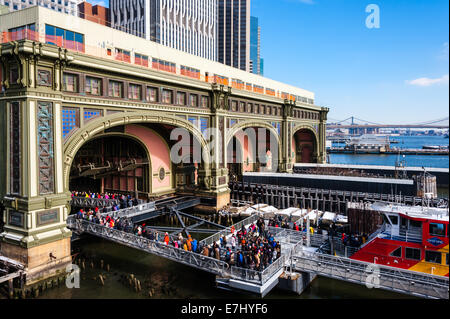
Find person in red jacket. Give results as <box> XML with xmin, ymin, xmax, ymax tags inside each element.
<box><xmin>164</xmin><ymin>232</ymin><xmax>170</xmax><ymax>245</ymax></box>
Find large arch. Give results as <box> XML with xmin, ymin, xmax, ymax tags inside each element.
<box><xmin>69</xmin><ymin>132</ymin><xmax>152</xmax><ymax>196</ymax></box>
<box><xmin>291</xmin><ymin>125</ymin><xmax>319</xmax><ymax>163</ymax></box>
<box><xmin>63</xmin><ymin>111</ymin><xmax>212</xmax><ymax>192</ymax></box>
<box><xmin>226</xmin><ymin>120</ymin><xmax>282</xmax><ymax>173</ymax></box>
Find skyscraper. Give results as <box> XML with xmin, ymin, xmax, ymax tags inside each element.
<box><xmin>250</xmin><ymin>15</ymin><xmax>263</xmax><ymax>75</ymax></box>
<box><xmin>217</xmin><ymin>0</ymin><xmax>250</xmax><ymax>72</ymax></box>
<box><xmin>0</xmin><ymin>0</ymin><xmax>82</xmax><ymax>16</ymax></box>
<box><xmin>110</xmin><ymin>0</ymin><xmax>217</xmax><ymax>61</ymax></box>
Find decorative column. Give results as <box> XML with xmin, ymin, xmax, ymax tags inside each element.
<box><xmin>319</xmin><ymin>107</ymin><xmax>329</xmax><ymax>163</ymax></box>
<box><xmin>279</xmin><ymin>100</ymin><xmax>294</xmax><ymax>173</ymax></box>
<box><xmin>0</xmin><ymin>43</ymin><xmax>72</xmax><ymax>285</ymax></box>
<box><xmin>202</xmin><ymin>83</ymin><xmax>232</xmax><ymax>210</ymax></box>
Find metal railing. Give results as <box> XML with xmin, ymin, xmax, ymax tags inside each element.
<box><xmin>293</xmin><ymin>250</ymin><xmax>449</xmax><ymax>299</ymax></box>
<box><xmin>379</xmin><ymin>230</ymin><xmax>423</xmax><ymax>244</ymax></box>
<box><xmin>199</xmin><ymin>214</ymin><xmax>261</xmax><ymax>247</ymax></box>
<box><xmin>71</xmin><ymin>196</ymin><xmax>121</xmax><ymax>208</ymax></box>
<box><xmin>66</xmin><ymin>216</ymin><xmax>229</xmax><ymax>276</ymax></box>
<box><xmin>103</xmin><ymin>202</ymin><xmax>156</xmax><ymax>219</ymax></box>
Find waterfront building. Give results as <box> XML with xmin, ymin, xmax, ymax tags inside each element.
<box><xmin>217</xmin><ymin>0</ymin><xmax>250</xmax><ymax>72</ymax></box>
<box><xmin>249</xmin><ymin>15</ymin><xmax>262</xmax><ymax>75</ymax></box>
<box><xmin>0</xmin><ymin>0</ymin><xmax>81</xmax><ymax>15</ymax></box>
<box><xmin>110</xmin><ymin>0</ymin><xmax>217</xmax><ymax>61</ymax></box>
<box><xmin>0</xmin><ymin>4</ymin><xmax>327</xmax><ymax>286</ymax></box>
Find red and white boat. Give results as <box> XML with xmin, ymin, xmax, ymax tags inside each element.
<box><xmin>350</xmin><ymin>202</ymin><xmax>449</xmax><ymax>277</ymax></box>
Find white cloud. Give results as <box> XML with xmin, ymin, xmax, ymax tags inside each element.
<box><xmin>439</xmin><ymin>42</ymin><xmax>449</xmax><ymax>60</ymax></box>
<box><xmin>406</xmin><ymin>74</ymin><xmax>449</xmax><ymax>87</ymax></box>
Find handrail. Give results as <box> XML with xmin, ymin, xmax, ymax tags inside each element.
<box><xmin>66</xmin><ymin>216</ymin><xmax>230</xmax><ymax>276</ymax></box>
<box><xmin>293</xmin><ymin>250</ymin><xmax>449</xmax><ymax>299</ymax></box>
<box><xmin>199</xmin><ymin>213</ymin><xmax>260</xmax><ymax>247</ymax></box>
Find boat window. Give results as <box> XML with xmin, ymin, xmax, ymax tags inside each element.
<box><xmin>409</xmin><ymin>220</ymin><xmax>422</xmax><ymax>228</ymax></box>
<box><xmin>388</xmin><ymin>215</ymin><xmax>398</xmax><ymax>225</ymax></box>
<box><xmin>400</xmin><ymin>217</ymin><xmax>407</xmax><ymax>227</ymax></box>
<box><xmin>390</xmin><ymin>247</ymin><xmax>402</xmax><ymax>258</ymax></box>
<box><xmin>425</xmin><ymin>251</ymin><xmax>442</xmax><ymax>264</ymax></box>
<box><xmin>429</xmin><ymin>223</ymin><xmax>446</xmax><ymax>237</ymax></box>
<box><xmin>405</xmin><ymin>248</ymin><xmax>421</xmax><ymax>260</ymax></box>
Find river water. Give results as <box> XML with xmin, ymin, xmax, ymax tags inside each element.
<box><xmin>37</xmin><ymin>136</ymin><xmax>446</xmax><ymax>300</ymax></box>
<box><xmin>330</xmin><ymin>135</ymin><xmax>449</xmax><ymax>168</ymax></box>
<box><xmin>37</xmin><ymin>237</ymin><xmax>415</xmax><ymax>300</ymax></box>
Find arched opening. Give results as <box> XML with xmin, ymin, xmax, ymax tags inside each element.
<box><xmin>68</xmin><ymin>121</ymin><xmax>208</xmax><ymax>199</ymax></box>
<box><xmin>227</xmin><ymin>135</ymin><xmax>244</xmax><ymax>181</ymax></box>
<box><xmin>69</xmin><ymin>135</ymin><xmax>150</xmax><ymax>198</ymax></box>
<box><xmin>293</xmin><ymin>129</ymin><xmax>317</xmax><ymax>163</ymax></box>
<box><xmin>227</xmin><ymin>126</ymin><xmax>280</xmax><ymax>177</ymax></box>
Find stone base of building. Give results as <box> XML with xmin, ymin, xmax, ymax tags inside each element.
<box><xmin>0</xmin><ymin>237</ymin><xmax>72</xmax><ymax>286</ymax></box>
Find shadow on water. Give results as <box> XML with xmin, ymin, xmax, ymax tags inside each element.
<box><xmin>35</xmin><ymin>236</ymin><xmax>416</xmax><ymax>300</ymax></box>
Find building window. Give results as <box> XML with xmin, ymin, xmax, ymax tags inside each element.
<box><xmin>429</xmin><ymin>223</ymin><xmax>446</xmax><ymax>237</ymax></box>
<box><xmin>108</xmin><ymin>80</ymin><xmax>123</xmax><ymax>98</ymax></box>
<box><xmin>189</xmin><ymin>94</ymin><xmax>198</xmax><ymax>107</ymax></box>
<box><xmin>152</xmin><ymin>58</ymin><xmax>176</xmax><ymax>73</ymax></box>
<box><xmin>231</xmin><ymin>101</ymin><xmax>238</xmax><ymax>112</ymax></box>
<box><xmin>425</xmin><ymin>251</ymin><xmax>442</xmax><ymax>264</ymax></box>
<box><xmin>405</xmin><ymin>248</ymin><xmax>421</xmax><ymax>261</ymax></box>
<box><xmin>85</xmin><ymin>76</ymin><xmax>101</xmax><ymax>95</ymax></box>
<box><xmin>134</xmin><ymin>53</ymin><xmax>148</xmax><ymax>67</ymax></box>
<box><xmin>254</xmin><ymin>104</ymin><xmax>259</xmax><ymax>114</ymax></box>
<box><xmin>147</xmin><ymin>87</ymin><xmax>158</xmax><ymax>102</ymax></box>
<box><xmin>176</xmin><ymin>92</ymin><xmax>186</xmax><ymax>105</ymax></box>
<box><xmin>128</xmin><ymin>83</ymin><xmax>141</xmax><ymax>100</ymax></box>
<box><xmin>62</xmin><ymin>107</ymin><xmax>79</xmax><ymax>138</ymax></box>
<box><xmin>115</xmin><ymin>48</ymin><xmax>131</xmax><ymax>63</ymax></box>
<box><xmin>200</xmin><ymin>118</ymin><xmax>208</xmax><ymax>136</ymax></box>
<box><xmin>200</xmin><ymin>96</ymin><xmax>209</xmax><ymax>108</ymax></box>
<box><xmin>45</xmin><ymin>24</ymin><xmax>84</xmax><ymax>52</ymax></box>
<box><xmin>9</xmin><ymin>64</ymin><xmax>19</xmax><ymax>84</ymax></box>
<box><xmin>239</xmin><ymin>102</ymin><xmax>245</xmax><ymax>113</ymax></box>
<box><xmin>8</xmin><ymin>23</ymin><xmax>36</xmax><ymax>41</ymax></box>
<box><xmin>181</xmin><ymin>65</ymin><xmax>200</xmax><ymax>79</ymax></box>
<box><xmin>84</xmin><ymin>109</ymin><xmax>102</xmax><ymax>123</ymax></box>
<box><xmin>162</xmin><ymin>89</ymin><xmax>173</xmax><ymax>104</ymax></box>
<box><xmin>63</xmin><ymin>73</ymin><xmax>78</xmax><ymax>92</ymax></box>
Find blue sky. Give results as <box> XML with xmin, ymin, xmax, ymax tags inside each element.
<box><xmin>90</xmin><ymin>0</ymin><xmax>448</xmax><ymax>124</ymax></box>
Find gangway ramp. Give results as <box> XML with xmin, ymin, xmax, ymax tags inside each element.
<box><xmin>292</xmin><ymin>250</ymin><xmax>449</xmax><ymax>299</ymax></box>
<box><xmin>66</xmin><ymin>215</ymin><xmax>289</xmax><ymax>296</ymax></box>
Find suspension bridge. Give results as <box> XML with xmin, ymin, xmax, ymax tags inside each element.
<box><xmin>327</xmin><ymin>116</ymin><xmax>449</xmax><ymax>130</ymax></box>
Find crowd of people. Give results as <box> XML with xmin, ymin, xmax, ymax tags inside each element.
<box><xmin>341</xmin><ymin>232</ymin><xmax>367</xmax><ymax>247</ymax></box>
<box><xmin>71</xmin><ymin>191</ymin><xmax>140</xmax><ymax>211</ymax></box>
<box><xmin>213</xmin><ymin>217</ymin><xmax>282</xmax><ymax>272</ymax></box>
<box><xmin>75</xmin><ymin>206</ymin><xmax>281</xmax><ymax>273</ymax></box>
<box><xmin>268</xmin><ymin>215</ymin><xmax>316</xmax><ymax>234</ymax></box>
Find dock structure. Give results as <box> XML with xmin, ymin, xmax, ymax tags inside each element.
<box><xmin>229</xmin><ymin>181</ymin><xmax>448</xmax><ymax>214</ymax></box>
<box><xmin>63</xmin><ymin>201</ymin><xmax>449</xmax><ymax>299</ymax></box>
<box><xmin>293</xmin><ymin>163</ymin><xmax>449</xmax><ymax>188</ymax></box>
<box><xmin>0</xmin><ymin>256</ymin><xmax>25</xmax><ymax>298</ymax></box>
